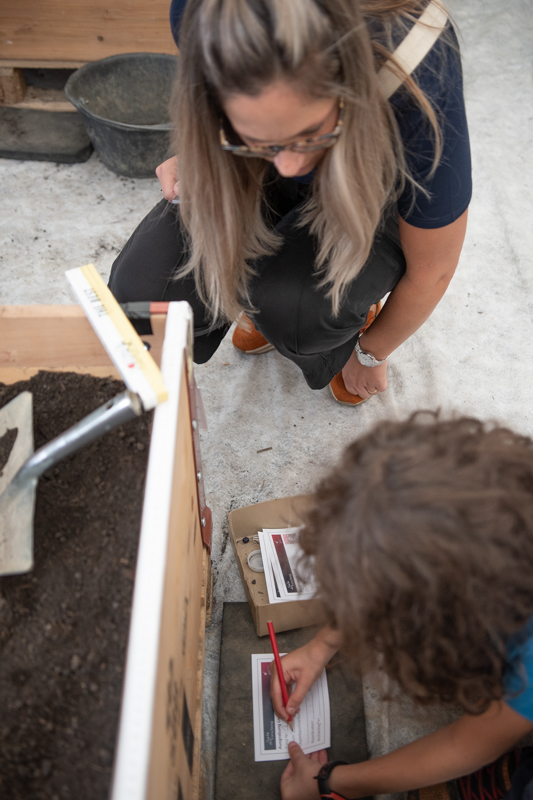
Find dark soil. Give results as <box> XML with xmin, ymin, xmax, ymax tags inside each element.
<box><xmin>0</xmin><ymin>427</ymin><xmax>18</xmax><ymax>476</ymax></box>
<box><xmin>0</xmin><ymin>371</ymin><xmax>152</xmax><ymax>800</ymax></box>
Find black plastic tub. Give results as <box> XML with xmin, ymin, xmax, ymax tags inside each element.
<box><xmin>65</xmin><ymin>53</ymin><xmax>177</xmax><ymax>178</ymax></box>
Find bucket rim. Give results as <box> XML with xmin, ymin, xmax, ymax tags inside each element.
<box><xmin>64</xmin><ymin>52</ymin><xmax>177</xmax><ymax>131</ymax></box>
<box><xmin>73</xmin><ymin>106</ymin><xmax>174</xmax><ymax>132</ymax></box>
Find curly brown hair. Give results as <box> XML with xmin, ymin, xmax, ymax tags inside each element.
<box><xmin>299</xmin><ymin>412</ymin><xmax>533</xmax><ymax>714</ymax></box>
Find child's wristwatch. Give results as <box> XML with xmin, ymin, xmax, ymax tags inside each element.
<box><xmin>314</xmin><ymin>760</ymin><xmax>349</xmax><ymax>799</ymax></box>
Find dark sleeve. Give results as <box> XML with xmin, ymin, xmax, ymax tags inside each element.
<box><xmin>170</xmin><ymin>0</ymin><xmax>188</xmax><ymax>47</ymax></box>
<box><xmin>391</xmin><ymin>25</ymin><xmax>472</xmax><ymax>229</ymax></box>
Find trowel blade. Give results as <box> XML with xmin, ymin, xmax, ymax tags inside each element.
<box><xmin>0</xmin><ymin>480</ymin><xmax>37</xmax><ymax>575</ymax></box>
<box><xmin>0</xmin><ymin>391</ymin><xmax>36</xmax><ymax>575</ymax></box>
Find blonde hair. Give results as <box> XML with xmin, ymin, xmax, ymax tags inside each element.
<box><xmin>172</xmin><ymin>0</ymin><xmax>445</xmax><ymax>322</ymax></box>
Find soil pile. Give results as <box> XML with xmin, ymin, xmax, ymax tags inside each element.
<box><xmin>0</xmin><ymin>427</ymin><xmax>18</xmax><ymax>475</ymax></box>
<box><xmin>0</xmin><ymin>371</ymin><xmax>152</xmax><ymax>800</ymax></box>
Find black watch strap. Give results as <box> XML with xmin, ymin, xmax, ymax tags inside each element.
<box><xmin>314</xmin><ymin>760</ymin><xmax>348</xmax><ymax>799</ymax></box>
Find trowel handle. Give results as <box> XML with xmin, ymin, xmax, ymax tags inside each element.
<box><xmin>16</xmin><ymin>391</ymin><xmax>143</xmax><ymax>483</ymax></box>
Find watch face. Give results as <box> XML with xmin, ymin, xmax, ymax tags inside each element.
<box><xmin>355</xmin><ymin>340</ymin><xmax>384</xmax><ymax>367</ymax></box>
<box><xmin>359</xmin><ymin>351</ymin><xmax>376</xmax><ymax>367</ymax></box>
<box><xmin>356</xmin><ymin>348</ymin><xmax>377</xmax><ymax>367</ymax></box>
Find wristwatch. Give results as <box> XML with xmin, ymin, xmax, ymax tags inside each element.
<box><xmin>315</xmin><ymin>760</ymin><xmax>348</xmax><ymax>800</ymax></box>
<box><xmin>354</xmin><ymin>335</ymin><xmax>388</xmax><ymax>368</ymax></box>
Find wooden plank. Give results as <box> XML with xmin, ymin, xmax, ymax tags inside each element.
<box><xmin>0</xmin><ymin>306</ymin><xmax>113</xmax><ymax>372</ymax></box>
<box><xmin>0</xmin><ymin>60</ymin><xmax>87</xmax><ymax>69</ymax></box>
<box><xmin>192</xmin><ymin>549</ymin><xmax>210</xmax><ymax>799</ymax></box>
<box><xmin>0</xmin><ymin>66</ymin><xmax>26</xmax><ymax>104</ymax></box>
<box><xmin>203</xmin><ymin>554</ymin><xmax>213</xmax><ymax>628</ymax></box>
<box><xmin>145</xmin><ymin>364</ymin><xmax>207</xmax><ymax>800</ymax></box>
<box><xmin>0</xmin><ymin>306</ymin><xmax>166</xmax><ymax>382</ymax></box>
<box><xmin>0</xmin><ymin>365</ymin><xmax>121</xmax><ymax>384</ymax></box>
<box><xmin>0</xmin><ymin>1</ymin><xmax>177</xmax><ymax>63</ymax></box>
<box><xmin>111</xmin><ymin>303</ymin><xmax>208</xmax><ymax>800</ymax></box>
<box><xmin>3</xmin><ymin>85</ymin><xmax>75</xmax><ymax>112</ymax></box>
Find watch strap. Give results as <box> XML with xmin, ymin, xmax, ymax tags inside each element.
<box><xmin>315</xmin><ymin>760</ymin><xmax>349</xmax><ymax>799</ymax></box>
<box><xmin>318</xmin><ymin>794</ymin><xmax>348</xmax><ymax>800</ymax></box>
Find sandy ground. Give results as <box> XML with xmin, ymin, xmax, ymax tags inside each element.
<box><xmin>1</xmin><ymin>0</ymin><xmax>532</xmax><ymax>797</ymax></box>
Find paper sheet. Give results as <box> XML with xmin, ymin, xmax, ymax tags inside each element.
<box><xmin>261</xmin><ymin>533</ymin><xmax>285</xmax><ymax>604</ymax></box>
<box><xmin>259</xmin><ymin>527</ymin><xmax>317</xmax><ymax>604</ymax></box>
<box><xmin>251</xmin><ymin>654</ymin><xmax>331</xmax><ymax>761</ymax></box>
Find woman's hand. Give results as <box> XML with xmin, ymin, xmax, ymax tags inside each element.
<box><xmin>341</xmin><ymin>352</ymin><xmax>388</xmax><ymax>399</ymax></box>
<box><xmin>155</xmin><ymin>156</ymin><xmax>179</xmax><ymax>201</ymax></box>
<box><xmin>270</xmin><ymin>631</ymin><xmax>339</xmax><ymax>721</ymax></box>
<box><xmin>280</xmin><ymin>742</ymin><xmax>327</xmax><ymax>800</ymax></box>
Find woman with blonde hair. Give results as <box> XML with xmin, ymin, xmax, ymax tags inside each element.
<box><xmin>109</xmin><ymin>0</ymin><xmax>471</xmax><ymax>406</ymax></box>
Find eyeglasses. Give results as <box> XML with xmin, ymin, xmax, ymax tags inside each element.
<box><xmin>219</xmin><ymin>98</ymin><xmax>344</xmax><ymax>158</ymax></box>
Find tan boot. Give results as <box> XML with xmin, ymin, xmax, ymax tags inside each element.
<box><xmin>232</xmin><ymin>314</ymin><xmax>275</xmax><ymax>354</ymax></box>
<box><xmin>329</xmin><ymin>302</ymin><xmax>382</xmax><ymax>406</ymax></box>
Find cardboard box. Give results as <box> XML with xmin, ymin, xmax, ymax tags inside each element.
<box><xmin>228</xmin><ymin>495</ymin><xmax>325</xmax><ymax>637</ymax></box>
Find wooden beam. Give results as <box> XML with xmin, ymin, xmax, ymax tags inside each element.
<box><xmin>0</xmin><ymin>306</ymin><xmax>166</xmax><ymax>383</ymax></box>
<box><xmin>2</xmin><ymin>85</ymin><xmax>75</xmax><ymax>113</ymax></box>
<box><xmin>0</xmin><ymin>1</ymin><xmax>177</xmax><ymax>63</ymax></box>
<box><xmin>0</xmin><ymin>60</ymin><xmax>87</xmax><ymax>69</ymax></box>
<box><xmin>111</xmin><ymin>305</ymin><xmax>209</xmax><ymax>800</ymax></box>
<box><xmin>0</xmin><ymin>67</ymin><xmax>26</xmax><ymax>104</ymax></box>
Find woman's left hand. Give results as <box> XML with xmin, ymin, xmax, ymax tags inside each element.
<box><xmin>280</xmin><ymin>742</ymin><xmax>327</xmax><ymax>800</ymax></box>
<box><xmin>341</xmin><ymin>351</ymin><xmax>388</xmax><ymax>399</ymax></box>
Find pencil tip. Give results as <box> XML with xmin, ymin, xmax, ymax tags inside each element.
<box><xmin>289</xmin><ymin>720</ymin><xmax>294</xmax><ymax>731</ymax></box>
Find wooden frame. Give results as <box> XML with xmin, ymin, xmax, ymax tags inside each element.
<box><xmin>0</xmin><ymin>303</ymin><xmax>210</xmax><ymax>800</ymax></box>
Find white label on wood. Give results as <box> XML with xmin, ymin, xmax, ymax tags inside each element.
<box><xmin>66</xmin><ymin>264</ymin><xmax>167</xmax><ymax>410</ymax></box>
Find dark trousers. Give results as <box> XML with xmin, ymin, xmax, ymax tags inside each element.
<box><xmin>108</xmin><ymin>176</ymin><xmax>406</xmax><ymax>390</ymax></box>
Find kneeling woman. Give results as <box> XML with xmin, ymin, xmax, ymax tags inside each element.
<box><xmin>109</xmin><ymin>0</ymin><xmax>471</xmax><ymax>406</ymax></box>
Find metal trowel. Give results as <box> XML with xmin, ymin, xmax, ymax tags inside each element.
<box><xmin>0</xmin><ymin>389</ymin><xmax>143</xmax><ymax>576</ymax></box>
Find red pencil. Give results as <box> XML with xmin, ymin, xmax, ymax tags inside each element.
<box><xmin>267</xmin><ymin>620</ymin><xmax>294</xmax><ymax>731</ymax></box>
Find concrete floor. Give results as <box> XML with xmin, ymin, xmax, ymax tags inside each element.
<box><xmin>1</xmin><ymin>0</ymin><xmax>532</xmax><ymax>797</ymax></box>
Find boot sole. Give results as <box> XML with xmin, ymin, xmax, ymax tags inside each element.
<box><xmin>329</xmin><ymin>384</ymin><xmax>370</xmax><ymax>407</ymax></box>
<box><xmin>233</xmin><ymin>342</ymin><xmax>275</xmax><ymax>354</ymax></box>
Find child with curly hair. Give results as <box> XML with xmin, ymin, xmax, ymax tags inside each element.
<box><xmin>271</xmin><ymin>414</ymin><xmax>533</xmax><ymax>800</ymax></box>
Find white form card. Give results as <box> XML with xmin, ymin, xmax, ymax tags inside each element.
<box><xmin>251</xmin><ymin>654</ymin><xmax>330</xmax><ymax>762</ymax></box>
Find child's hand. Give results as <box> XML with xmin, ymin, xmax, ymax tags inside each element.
<box><xmin>280</xmin><ymin>742</ymin><xmax>327</xmax><ymax>800</ymax></box>
<box><xmin>155</xmin><ymin>156</ymin><xmax>179</xmax><ymax>201</ymax></box>
<box><xmin>270</xmin><ymin>633</ymin><xmax>337</xmax><ymax>721</ymax></box>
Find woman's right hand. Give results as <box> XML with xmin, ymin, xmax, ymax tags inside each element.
<box><xmin>270</xmin><ymin>629</ymin><xmax>340</xmax><ymax>721</ymax></box>
<box><xmin>155</xmin><ymin>156</ymin><xmax>179</xmax><ymax>201</ymax></box>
